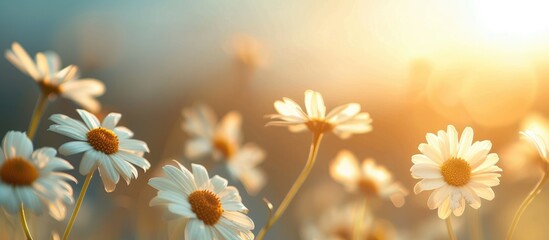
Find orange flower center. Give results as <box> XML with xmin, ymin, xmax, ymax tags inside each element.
<box><xmin>358</xmin><ymin>178</ymin><xmax>379</xmax><ymax>197</ymax></box>
<box><xmin>188</xmin><ymin>190</ymin><xmax>223</xmax><ymax>225</ymax></box>
<box><xmin>38</xmin><ymin>81</ymin><xmax>61</xmax><ymax>96</ymax></box>
<box><xmin>441</xmin><ymin>157</ymin><xmax>471</xmax><ymax>186</ymax></box>
<box><xmin>212</xmin><ymin>136</ymin><xmax>235</xmax><ymax>158</ymax></box>
<box><xmin>0</xmin><ymin>157</ymin><xmax>39</xmax><ymax>186</ymax></box>
<box><xmin>87</xmin><ymin>127</ymin><xmax>119</xmax><ymax>155</ymax></box>
<box><xmin>305</xmin><ymin>119</ymin><xmax>333</xmax><ymax>133</ymax></box>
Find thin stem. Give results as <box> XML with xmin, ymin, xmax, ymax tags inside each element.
<box><xmin>20</xmin><ymin>203</ymin><xmax>34</xmax><ymax>240</ymax></box>
<box><xmin>505</xmin><ymin>166</ymin><xmax>549</xmax><ymax>240</ymax></box>
<box><xmin>445</xmin><ymin>217</ymin><xmax>457</xmax><ymax>240</ymax></box>
<box><xmin>468</xmin><ymin>209</ymin><xmax>482</xmax><ymax>240</ymax></box>
<box><xmin>63</xmin><ymin>171</ymin><xmax>94</xmax><ymax>240</ymax></box>
<box><xmin>27</xmin><ymin>93</ymin><xmax>49</xmax><ymax>140</ymax></box>
<box><xmin>256</xmin><ymin>132</ymin><xmax>324</xmax><ymax>240</ymax></box>
<box><xmin>353</xmin><ymin>198</ymin><xmax>368</xmax><ymax>240</ymax></box>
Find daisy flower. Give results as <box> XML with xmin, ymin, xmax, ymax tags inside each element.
<box><xmin>411</xmin><ymin>125</ymin><xmax>502</xmax><ymax>219</ymax></box>
<box><xmin>48</xmin><ymin>109</ymin><xmax>150</xmax><ymax>192</ymax></box>
<box><xmin>266</xmin><ymin>90</ymin><xmax>372</xmax><ymax>138</ymax></box>
<box><xmin>301</xmin><ymin>201</ymin><xmax>396</xmax><ymax>240</ymax></box>
<box><xmin>149</xmin><ymin>162</ymin><xmax>254</xmax><ymax>239</ymax></box>
<box><xmin>5</xmin><ymin>42</ymin><xmax>105</xmax><ymax>112</ymax></box>
<box><xmin>182</xmin><ymin>104</ymin><xmax>242</xmax><ymax>160</ymax></box>
<box><xmin>0</xmin><ymin>131</ymin><xmax>75</xmax><ymax>220</ymax></box>
<box><xmin>330</xmin><ymin>150</ymin><xmax>408</xmax><ymax>207</ymax></box>
<box><xmin>182</xmin><ymin>104</ymin><xmax>266</xmax><ymax>195</ymax></box>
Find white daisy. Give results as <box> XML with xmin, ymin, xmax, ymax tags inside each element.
<box><xmin>266</xmin><ymin>90</ymin><xmax>372</xmax><ymax>138</ymax></box>
<box><xmin>330</xmin><ymin>150</ymin><xmax>408</xmax><ymax>207</ymax></box>
<box><xmin>5</xmin><ymin>42</ymin><xmax>105</xmax><ymax>112</ymax></box>
<box><xmin>0</xmin><ymin>131</ymin><xmax>75</xmax><ymax>220</ymax></box>
<box><xmin>411</xmin><ymin>125</ymin><xmax>502</xmax><ymax>219</ymax></box>
<box><xmin>182</xmin><ymin>104</ymin><xmax>266</xmax><ymax>195</ymax></box>
<box><xmin>48</xmin><ymin>109</ymin><xmax>150</xmax><ymax>192</ymax></box>
<box><xmin>149</xmin><ymin>162</ymin><xmax>254</xmax><ymax>239</ymax></box>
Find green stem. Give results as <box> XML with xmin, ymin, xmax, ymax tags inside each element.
<box><xmin>20</xmin><ymin>203</ymin><xmax>33</xmax><ymax>240</ymax></box>
<box><xmin>63</xmin><ymin>171</ymin><xmax>94</xmax><ymax>240</ymax></box>
<box><xmin>256</xmin><ymin>132</ymin><xmax>324</xmax><ymax>240</ymax></box>
<box><xmin>505</xmin><ymin>164</ymin><xmax>549</xmax><ymax>240</ymax></box>
<box><xmin>353</xmin><ymin>198</ymin><xmax>368</xmax><ymax>240</ymax></box>
<box><xmin>445</xmin><ymin>217</ymin><xmax>457</xmax><ymax>240</ymax></box>
<box><xmin>27</xmin><ymin>93</ymin><xmax>49</xmax><ymax>140</ymax></box>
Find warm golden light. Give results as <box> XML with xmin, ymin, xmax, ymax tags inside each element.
<box><xmin>474</xmin><ymin>0</ymin><xmax>549</xmax><ymax>40</ymax></box>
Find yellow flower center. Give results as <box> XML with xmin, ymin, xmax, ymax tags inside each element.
<box><xmin>188</xmin><ymin>190</ymin><xmax>223</xmax><ymax>225</ymax></box>
<box><xmin>38</xmin><ymin>81</ymin><xmax>61</xmax><ymax>96</ymax></box>
<box><xmin>358</xmin><ymin>178</ymin><xmax>379</xmax><ymax>197</ymax></box>
<box><xmin>212</xmin><ymin>136</ymin><xmax>235</xmax><ymax>158</ymax></box>
<box><xmin>0</xmin><ymin>157</ymin><xmax>39</xmax><ymax>186</ymax></box>
<box><xmin>441</xmin><ymin>157</ymin><xmax>471</xmax><ymax>186</ymax></box>
<box><xmin>87</xmin><ymin>127</ymin><xmax>119</xmax><ymax>155</ymax></box>
<box><xmin>305</xmin><ymin>119</ymin><xmax>333</xmax><ymax>133</ymax></box>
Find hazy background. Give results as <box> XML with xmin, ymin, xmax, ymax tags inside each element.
<box><xmin>2</xmin><ymin>0</ymin><xmax>549</xmax><ymax>239</ymax></box>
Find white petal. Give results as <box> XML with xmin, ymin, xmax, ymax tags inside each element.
<box><xmin>3</xmin><ymin>131</ymin><xmax>33</xmax><ymax>159</ymax></box>
<box><xmin>114</xmin><ymin>126</ymin><xmax>134</xmax><ymax>139</ymax></box>
<box><xmin>457</xmin><ymin>127</ymin><xmax>474</xmax><ymax>159</ymax></box>
<box><xmin>49</xmin><ymin>114</ymin><xmax>89</xmax><ymax>133</ymax></box>
<box><xmin>117</xmin><ymin>151</ymin><xmax>151</xmax><ymax>170</ymax></box>
<box><xmin>185</xmin><ymin>220</ymin><xmax>208</xmax><ymax>240</ymax></box>
<box><xmin>185</xmin><ymin>138</ymin><xmax>213</xmax><ymax>159</ymax></box>
<box><xmin>304</xmin><ymin>90</ymin><xmax>326</xmax><ymax>118</ymax></box>
<box><xmin>48</xmin><ymin>125</ymin><xmax>87</xmax><ymax>141</ymax></box>
<box><xmin>326</xmin><ymin>103</ymin><xmax>360</xmax><ymax>124</ymax></box>
<box><xmin>119</xmin><ymin>139</ymin><xmax>150</xmax><ymax>153</ymax></box>
<box><xmin>437</xmin><ymin>197</ymin><xmax>452</xmax><ymax>219</ymax></box>
<box><xmin>80</xmin><ymin>150</ymin><xmax>99</xmax><ymax>175</ymax></box>
<box><xmin>411</xmin><ymin>164</ymin><xmax>442</xmax><ymax>179</ymax></box>
<box><xmin>59</xmin><ymin>141</ymin><xmax>92</xmax><ymax>156</ymax></box>
<box><xmin>209</xmin><ymin>175</ymin><xmax>228</xmax><ymax>194</ymax></box>
<box><xmin>221</xmin><ymin>211</ymin><xmax>254</xmax><ymax>231</ymax></box>
<box><xmin>192</xmin><ymin>164</ymin><xmax>210</xmax><ymax>189</ymax></box>
<box><xmin>9</xmin><ymin>42</ymin><xmax>40</xmax><ymax>80</ymax></box>
<box><xmin>76</xmin><ymin>109</ymin><xmax>100</xmax><ymax>129</ymax></box>
<box><xmin>414</xmin><ymin>178</ymin><xmax>445</xmax><ymax>194</ymax></box>
<box><xmin>101</xmin><ymin>113</ymin><xmax>121</xmax><ymax>130</ymax></box>
<box><xmin>97</xmin><ymin>155</ymin><xmax>119</xmax><ymax>192</ymax></box>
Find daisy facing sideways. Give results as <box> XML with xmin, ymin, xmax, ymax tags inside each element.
<box><xmin>182</xmin><ymin>104</ymin><xmax>266</xmax><ymax>195</ymax></box>
<box><xmin>0</xmin><ymin>131</ymin><xmax>75</xmax><ymax>220</ymax></box>
<box><xmin>48</xmin><ymin>109</ymin><xmax>150</xmax><ymax>192</ymax></box>
<box><xmin>330</xmin><ymin>150</ymin><xmax>408</xmax><ymax>207</ymax></box>
<box><xmin>411</xmin><ymin>125</ymin><xmax>502</xmax><ymax>219</ymax></box>
<box><xmin>5</xmin><ymin>42</ymin><xmax>105</xmax><ymax>112</ymax></box>
<box><xmin>149</xmin><ymin>162</ymin><xmax>254</xmax><ymax>239</ymax></box>
<box><xmin>266</xmin><ymin>90</ymin><xmax>372</xmax><ymax>138</ymax></box>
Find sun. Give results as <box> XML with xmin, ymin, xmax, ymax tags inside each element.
<box><xmin>473</xmin><ymin>0</ymin><xmax>549</xmax><ymax>39</ymax></box>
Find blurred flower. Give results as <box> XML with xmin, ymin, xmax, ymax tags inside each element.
<box><xmin>501</xmin><ymin>113</ymin><xmax>549</xmax><ymax>179</ymax></box>
<box><xmin>48</xmin><ymin>109</ymin><xmax>150</xmax><ymax>192</ymax></box>
<box><xmin>149</xmin><ymin>162</ymin><xmax>254</xmax><ymax>239</ymax></box>
<box><xmin>182</xmin><ymin>104</ymin><xmax>266</xmax><ymax>195</ymax></box>
<box><xmin>301</xmin><ymin>200</ymin><xmax>396</xmax><ymax>240</ymax></box>
<box><xmin>5</xmin><ymin>42</ymin><xmax>105</xmax><ymax>112</ymax></box>
<box><xmin>411</xmin><ymin>125</ymin><xmax>502</xmax><ymax>219</ymax></box>
<box><xmin>266</xmin><ymin>90</ymin><xmax>372</xmax><ymax>138</ymax></box>
<box><xmin>330</xmin><ymin>150</ymin><xmax>408</xmax><ymax>207</ymax></box>
<box><xmin>521</xmin><ymin>130</ymin><xmax>549</xmax><ymax>161</ymax></box>
<box><xmin>182</xmin><ymin>104</ymin><xmax>241</xmax><ymax>160</ymax></box>
<box><xmin>228</xmin><ymin>34</ymin><xmax>269</xmax><ymax>70</ymax></box>
<box><xmin>0</xmin><ymin>131</ymin><xmax>75</xmax><ymax>220</ymax></box>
